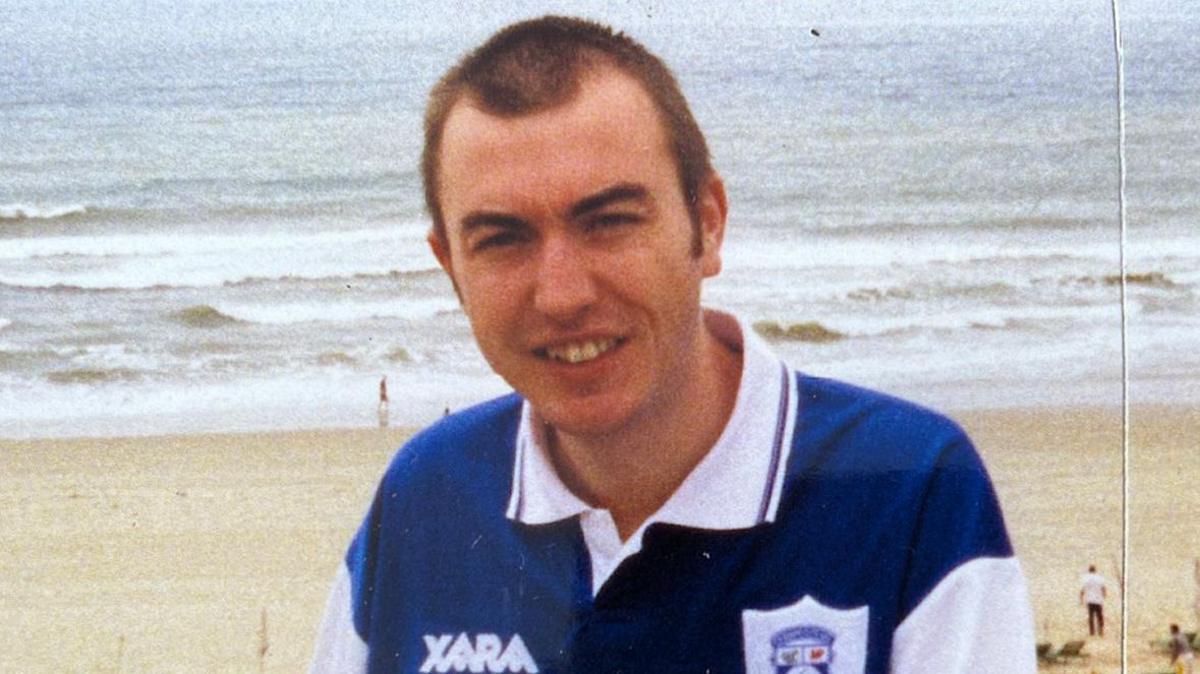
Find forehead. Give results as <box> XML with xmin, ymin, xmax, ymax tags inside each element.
<box><xmin>437</xmin><ymin>69</ymin><xmax>676</xmax><ymax>218</ymax></box>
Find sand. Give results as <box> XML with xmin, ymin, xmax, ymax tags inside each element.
<box><xmin>1</xmin><ymin>405</ymin><xmax>1196</xmax><ymax>673</ymax></box>
<box><xmin>0</xmin><ymin>428</ymin><xmax>408</xmax><ymax>673</ymax></box>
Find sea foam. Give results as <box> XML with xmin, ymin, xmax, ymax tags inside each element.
<box><xmin>0</xmin><ymin>226</ymin><xmax>436</xmax><ymax>289</ymax></box>
<box><xmin>0</xmin><ymin>203</ymin><xmax>88</xmax><ymax>221</ymax></box>
<box><xmin>210</xmin><ymin>298</ymin><xmax>459</xmax><ymax>325</ymax></box>
<box><xmin>0</xmin><ymin>226</ymin><xmax>415</xmax><ymax>261</ymax></box>
<box><xmin>722</xmin><ymin>235</ymin><xmax>1122</xmax><ymax>272</ymax></box>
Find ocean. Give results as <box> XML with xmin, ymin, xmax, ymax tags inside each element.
<box><xmin>2</xmin><ymin>1</ymin><xmax>1197</xmax><ymax>438</ymax></box>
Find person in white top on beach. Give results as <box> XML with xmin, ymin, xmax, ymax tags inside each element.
<box><xmin>1079</xmin><ymin>564</ymin><xmax>1107</xmax><ymax>637</ymax></box>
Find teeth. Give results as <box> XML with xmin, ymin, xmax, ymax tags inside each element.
<box><xmin>545</xmin><ymin>338</ymin><xmax>617</xmax><ymax>364</ymax></box>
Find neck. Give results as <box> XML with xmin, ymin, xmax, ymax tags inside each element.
<box><xmin>547</xmin><ymin>319</ymin><xmax>741</xmax><ymax>541</ymax></box>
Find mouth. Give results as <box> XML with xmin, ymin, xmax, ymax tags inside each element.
<box><xmin>535</xmin><ymin>337</ymin><xmax>624</xmax><ymax>365</ymax></box>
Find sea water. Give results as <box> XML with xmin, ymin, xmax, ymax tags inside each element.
<box><xmin>2</xmin><ymin>1</ymin><xmax>1197</xmax><ymax>438</ymax></box>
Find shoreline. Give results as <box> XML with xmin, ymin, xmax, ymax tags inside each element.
<box><xmin>2</xmin><ymin>403</ymin><xmax>1196</xmax><ymax>672</ymax></box>
<box><xmin>10</xmin><ymin>363</ymin><xmax>1196</xmax><ymax>443</ymax></box>
<box><xmin>0</xmin><ymin>398</ymin><xmax>1136</xmax><ymax>445</ymax></box>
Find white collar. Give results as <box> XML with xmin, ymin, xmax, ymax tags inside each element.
<box><xmin>505</xmin><ymin>309</ymin><xmax>798</xmax><ymax>531</ymax></box>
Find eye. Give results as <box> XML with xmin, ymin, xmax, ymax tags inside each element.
<box><xmin>585</xmin><ymin>212</ymin><xmax>641</xmax><ymax>231</ymax></box>
<box><xmin>471</xmin><ymin>230</ymin><xmax>527</xmax><ymax>252</ymax></box>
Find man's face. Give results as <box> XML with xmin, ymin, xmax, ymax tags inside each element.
<box><xmin>430</xmin><ymin>68</ymin><xmax>726</xmax><ymax>437</ymax></box>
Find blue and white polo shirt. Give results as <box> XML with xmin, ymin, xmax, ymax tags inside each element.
<box><xmin>310</xmin><ymin>311</ymin><xmax>1035</xmax><ymax>673</ymax></box>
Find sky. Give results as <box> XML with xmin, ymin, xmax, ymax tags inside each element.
<box><xmin>5</xmin><ymin>0</ymin><xmax>1191</xmax><ymax>46</ymax></box>
<box><xmin>5</xmin><ymin>0</ymin><xmax>1194</xmax><ymax>66</ymax></box>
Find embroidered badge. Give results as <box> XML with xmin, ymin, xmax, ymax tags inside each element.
<box><xmin>770</xmin><ymin>625</ymin><xmax>835</xmax><ymax>673</ymax></box>
<box><xmin>743</xmin><ymin>596</ymin><xmax>868</xmax><ymax>674</ymax></box>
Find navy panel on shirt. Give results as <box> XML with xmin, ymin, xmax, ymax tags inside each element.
<box><xmin>343</xmin><ymin>375</ymin><xmax>1014</xmax><ymax>673</ymax></box>
<box><xmin>786</xmin><ymin>375</ymin><xmax>1013</xmax><ymax>620</ymax></box>
<box><xmin>350</xmin><ymin>395</ymin><xmax>592</xmax><ymax>673</ymax></box>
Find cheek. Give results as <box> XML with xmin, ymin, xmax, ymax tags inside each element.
<box><xmin>462</xmin><ymin>291</ymin><xmax>502</xmax><ymax>336</ymax></box>
<box><xmin>461</xmin><ymin>300</ymin><xmax>513</xmax><ymax>374</ymax></box>
<box><xmin>645</xmin><ymin>244</ymin><xmax>703</xmax><ymax>294</ymax></box>
<box><xmin>459</xmin><ymin>270</ymin><xmax>523</xmax><ymax>339</ymax></box>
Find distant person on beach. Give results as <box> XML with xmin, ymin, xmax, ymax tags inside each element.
<box><xmin>1079</xmin><ymin>564</ymin><xmax>1108</xmax><ymax>637</ymax></box>
<box><xmin>310</xmin><ymin>16</ymin><xmax>1035</xmax><ymax>673</ymax></box>
<box><xmin>1171</xmin><ymin>623</ymin><xmax>1195</xmax><ymax>674</ymax></box>
<box><xmin>377</xmin><ymin>375</ymin><xmax>388</xmax><ymax>428</ymax></box>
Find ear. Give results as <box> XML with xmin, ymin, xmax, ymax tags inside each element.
<box><xmin>428</xmin><ymin>229</ymin><xmax>462</xmax><ymax>300</ymax></box>
<box><xmin>696</xmin><ymin>172</ymin><xmax>728</xmax><ymax>278</ymax></box>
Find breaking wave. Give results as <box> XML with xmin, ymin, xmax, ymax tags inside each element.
<box><xmin>210</xmin><ymin>297</ymin><xmax>458</xmax><ymax>325</ymax></box>
<box><xmin>845</xmin><ymin>282</ymin><xmax>1018</xmax><ymax>303</ymax></box>
<box><xmin>0</xmin><ymin>348</ymin><xmax>34</xmax><ymax>368</ymax></box>
<box><xmin>0</xmin><ymin>267</ymin><xmax>445</xmax><ymax>293</ymax></box>
<box><xmin>317</xmin><ymin>351</ymin><xmax>357</xmax><ymax>366</ymax></box>
<box><xmin>1104</xmin><ymin>272</ymin><xmax>1178</xmax><ymax>288</ymax></box>
<box><xmin>46</xmin><ymin>367</ymin><xmax>145</xmax><ymax>384</ymax></box>
<box><xmin>171</xmin><ymin>305</ymin><xmax>243</xmax><ymax>328</ymax></box>
<box><xmin>753</xmin><ymin>320</ymin><xmax>848</xmax><ymax>343</ymax></box>
<box><xmin>967</xmin><ymin>318</ymin><xmax>1041</xmax><ymax>331</ymax></box>
<box><xmin>1055</xmin><ymin>271</ymin><xmax>1182</xmax><ymax>289</ymax></box>
<box><xmin>0</xmin><ymin>227</ymin><xmax>411</xmax><ymax>261</ymax></box>
<box><xmin>223</xmin><ymin>268</ymin><xmax>443</xmax><ymax>289</ymax></box>
<box><xmin>0</xmin><ymin>203</ymin><xmax>89</xmax><ymax>221</ymax></box>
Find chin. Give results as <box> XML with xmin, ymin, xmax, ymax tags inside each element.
<box><xmin>531</xmin><ymin>394</ymin><xmax>638</xmax><ymax>439</ymax></box>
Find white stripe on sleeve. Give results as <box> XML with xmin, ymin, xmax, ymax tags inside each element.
<box><xmin>308</xmin><ymin>562</ymin><xmax>369</xmax><ymax>674</ymax></box>
<box><xmin>890</xmin><ymin>556</ymin><xmax>1036</xmax><ymax>674</ymax></box>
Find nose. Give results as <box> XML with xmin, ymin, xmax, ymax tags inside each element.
<box><xmin>532</xmin><ymin>233</ymin><xmax>598</xmax><ymax>322</ymax></box>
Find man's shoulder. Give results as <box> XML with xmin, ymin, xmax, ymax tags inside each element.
<box><xmin>376</xmin><ymin>393</ymin><xmax>524</xmax><ymax>492</ymax></box>
<box><xmin>790</xmin><ymin>373</ymin><xmax>972</xmax><ymax>471</ymax></box>
<box><xmin>774</xmin><ymin>373</ymin><xmax>1022</xmax><ymax>633</ymax></box>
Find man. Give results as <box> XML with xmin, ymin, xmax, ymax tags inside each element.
<box><xmin>1171</xmin><ymin>624</ymin><xmax>1195</xmax><ymax>674</ymax></box>
<box><xmin>1079</xmin><ymin>564</ymin><xmax>1107</xmax><ymax>637</ymax></box>
<box><xmin>310</xmin><ymin>16</ymin><xmax>1034</xmax><ymax>673</ymax></box>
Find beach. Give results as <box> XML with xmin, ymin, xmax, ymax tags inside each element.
<box><xmin>2</xmin><ymin>3</ymin><xmax>1197</xmax><ymax>672</ymax></box>
<box><xmin>1</xmin><ymin>404</ymin><xmax>1194</xmax><ymax>673</ymax></box>
<box><xmin>0</xmin><ymin>427</ymin><xmax>407</xmax><ymax>673</ymax></box>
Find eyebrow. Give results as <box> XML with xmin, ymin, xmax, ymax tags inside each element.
<box><xmin>459</xmin><ymin>212</ymin><xmax>529</xmax><ymax>236</ymax></box>
<box><xmin>568</xmin><ymin>183</ymin><xmax>650</xmax><ymax>219</ymax></box>
<box><xmin>456</xmin><ymin>182</ymin><xmax>651</xmax><ymax>236</ymax></box>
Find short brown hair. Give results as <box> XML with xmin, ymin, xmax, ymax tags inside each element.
<box><xmin>421</xmin><ymin>15</ymin><xmax>712</xmax><ymax>253</ymax></box>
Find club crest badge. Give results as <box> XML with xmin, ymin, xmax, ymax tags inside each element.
<box><xmin>743</xmin><ymin>596</ymin><xmax>868</xmax><ymax>674</ymax></box>
<box><xmin>770</xmin><ymin>625</ymin><xmax>835</xmax><ymax>673</ymax></box>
